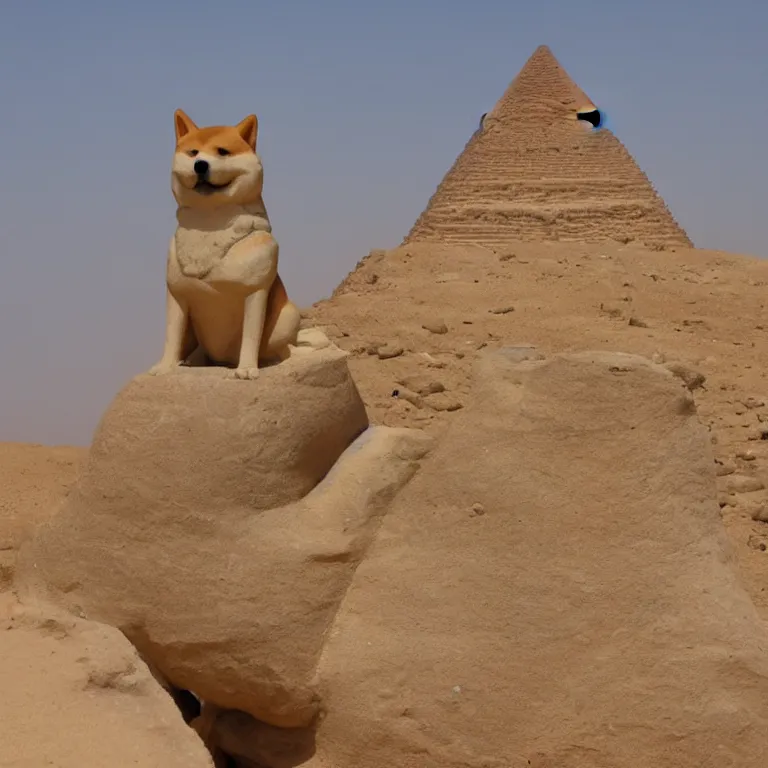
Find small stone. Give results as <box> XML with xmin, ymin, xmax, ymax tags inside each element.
<box><xmin>426</xmin><ymin>393</ymin><xmax>464</xmax><ymax>412</ymax></box>
<box><xmin>377</xmin><ymin>345</ymin><xmax>404</xmax><ymax>360</ymax></box>
<box><xmin>422</xmin><ymin>321</ymin><xmax>448</xmax><ymax>335</ymax></box>
<box><xmin>737</xmin><ymin>450</ymin><xmax>757</xmax><ymax>462</ymax></box>
<box><xmin>628</xmin><ymin>316</ymin><xmax>648</xmax><ymax>328</ymax></box>
<box><xmin>750</xmin><ymin>504</ymin><xmax>768</xmax><ymax>523</ymax></box>
<box><xmin>651</xmin><ymin>351</ymin><xmax>667</xmax><ymax>364</ymax></box>
<box><xmin>397</xmin><ymin>375</ymin><xmax>446</xmax><ymax>396</ymax></box>
<box><xmin>393</xmin><ymin>387</ymin><xmax>423</xmax><ymax>408</ymax></box>
<box><xmin>498</xmin><ymin>252</ymin><xmax>516</xmax><ymax>262</ymax></box>
<box><xmin>743</xmin><ymin>398</ymin><xmax>765</xmax><ymax>409</ymax></box>
<box><xmin>470</xmin><ymin>503</ymin><xmax>486</xmax><ymax>517</ymax></box>
<box><xmin>718</xmin><ymin>493</ymin><xmax>736</xmax><ymax>508</ymax></box>
<box><xmin>664</xmin><ymin>362</ymin><xmax>706</xmax><ymax>391</ymax></box>
<box><xmin>489</xmin><ymin>306</ymin><xmax>515</xmax><ymax>315</ymax></box>
<box><xmin>715</xmin><ymin>459</ymin><xmax>737</xmax><ymax>477</ymax></box>
<box><xmin>725</xmin><ymin>474</ymin><xmax>765</xmax><ymax>494</ymax></box>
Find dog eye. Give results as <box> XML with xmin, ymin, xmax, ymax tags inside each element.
<box><xmin>217</xmin><ymin>147</ymin><xmax>231</xmax><ymax>157</ymax></box>
<box><xmin>187</xmin><ymin>149</ymin><xmax>199</xmax><ymax>157</ymax></box>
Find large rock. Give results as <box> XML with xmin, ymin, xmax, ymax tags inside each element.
<box><xmin>17</xmin><ymin>348</ymin><xmax>432</xmax><ymax>729</ymax></box>
<box><xmin>307</xmin><ymin>348</ymin><xmax>768</xmax><ymax>767</ymax></box>
<box><xmin>75</xmin><ymin>346</ymin><xmax>369</xmax><ymax>516</ymax></box>
<box><xmin>0</xmin><ymin>596</ymin><xmax>213</xmax><ymax>767</ymax></box>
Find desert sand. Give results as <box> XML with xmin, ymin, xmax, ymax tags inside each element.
<box><xmin>2</xmin><ymin>44</ymin><xmax>768</xmax><ymax>768</ymax></box>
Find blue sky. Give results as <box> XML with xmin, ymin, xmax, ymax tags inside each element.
<box><xmin>1</xmin><ymin>0</ymin><xmax>766</xmax><ymax>445</ymax></box>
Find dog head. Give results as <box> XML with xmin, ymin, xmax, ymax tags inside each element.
<box><xmin>171</xmin><ymin>109</ymin><xmax>264</xmax><ymax>208</ymax></box>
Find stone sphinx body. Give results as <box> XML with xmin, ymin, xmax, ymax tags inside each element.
<box><xmin>149</xmin><ymin>109</ymin><xmax>301</xmax><ymax>380</ymax></box>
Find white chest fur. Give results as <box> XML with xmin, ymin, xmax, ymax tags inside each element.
<box><xmin>174</xmin><ymin>204</ymin><xmax>271</xmax><ymax>279</ymax></box>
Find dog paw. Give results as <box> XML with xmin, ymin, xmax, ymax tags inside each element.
<box><xmin>147</xmin><ymin>361</ymin><xmax>180</xmax><ymax>376</ymax></box>
<box><xmin>231</xmin><ymin>366</ymin><xmax>260</xmax><ymax>380</ymax></box>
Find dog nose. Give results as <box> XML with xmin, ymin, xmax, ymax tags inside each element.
<box><xmin>194</xmin><ymin>159</ymin><xmax>209</xmax><ymax>176</ymax></box>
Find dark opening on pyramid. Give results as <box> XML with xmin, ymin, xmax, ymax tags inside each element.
<box><xmin>576</xmin><ymin>106</ymin><xmax>603</xmax><ymax>129</ymax></box>
<box><xmin>404</xmin><ymin>45</ymin><xmax>692</xmax><ymax>250</ymax></box>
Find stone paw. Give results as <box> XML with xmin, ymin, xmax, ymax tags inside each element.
<box><xmin>231</xmin><ymin>366</ymin><xmax>260</xmax><ymax>380</ymax></box>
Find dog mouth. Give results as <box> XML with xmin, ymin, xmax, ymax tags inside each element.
<box><xmin>194</xmin><ymin>179</ymin><xmax>232</xmax><ymax>195</ymax></box>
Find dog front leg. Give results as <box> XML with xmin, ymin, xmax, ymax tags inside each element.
<box><xmin>232</xmin><ymin>288</ymin><xmax>268</xmax><ymax>380</ymax></box>
<box><xmin>148</xmin><ymin>287</ymin><xmax>188</xmax><ymax>375</ymax></box>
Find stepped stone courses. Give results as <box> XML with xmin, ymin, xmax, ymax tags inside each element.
<box><xmin>404</xmin><ymin>45</ymin><xmax>692</xmax><ymax>250</ymax></box>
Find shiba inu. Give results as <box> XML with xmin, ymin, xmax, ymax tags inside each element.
<box><xmin>148</xmin><ymin>109</ymin><xmax>301</xmax><ymax>379</ymax></box>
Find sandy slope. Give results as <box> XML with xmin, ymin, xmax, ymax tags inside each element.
<box><xmin>0</xmin><ymin>442</ymin><xmax>85</xmax><ymax>584</ymax></box>
<box><xmin>306</xmin><ymin>240</ymin><xmax>768</xmax><ymax>614</ymax></box>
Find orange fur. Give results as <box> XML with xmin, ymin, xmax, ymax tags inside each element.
<box><xmin>175</xmin><ymin>112</ymin><xmax>258</xmax><ymax>157</ymax></box>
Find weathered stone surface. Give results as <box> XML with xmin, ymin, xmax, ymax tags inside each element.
<box><xmin>18</xmin><ymin>349</ymin><xmax>432</xmax><ymax>729</ymax></box>
<box><xmin>0</xmin><ymin>599</ymin><xmax>213</xmax><ymax>768</ymax></box>
<box><xmin>309</xmin><ymin>349</ymin><xmax>768</xmax><ymax>768</ymax></box>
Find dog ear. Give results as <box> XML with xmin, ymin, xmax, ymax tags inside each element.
<box><xmin>236</xmin><ymin>115</ymin><xmax>258</xmax><ymax>149</ymax></box>
<box><xmin>174</xmin><ymin>109</ymin><xmax>198</xmax><ymax>142</ymax></box>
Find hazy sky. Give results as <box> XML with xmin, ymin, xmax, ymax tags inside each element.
<box><xmin>1</xmin><ymin>0</ymin><xmax>766</xmax><ymax>446</ymax></box>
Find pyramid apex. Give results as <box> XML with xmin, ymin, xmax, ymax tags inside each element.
<box><xmin>484</xmin><ymin>45</ymin><xmax>593</xmax><ymax>121</ymax></box>
<box><xmin>523</xmin><ymin>45</ymin><xmax>562</xmax><ymax>66</ymax></box>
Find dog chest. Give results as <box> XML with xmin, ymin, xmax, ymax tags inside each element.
<box><xmin>174</xmin><ymin>222</ymin><xmax>253</xmax><ymax>280</ymax></box>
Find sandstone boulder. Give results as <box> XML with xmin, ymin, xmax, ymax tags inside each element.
<box><xmin>18</xmin><ymin>348</ymin><xmax>432</xmax><ymax>729</ymax></box>
<box><xmin>308</xmin><ymin>348</ymin><xmax>768</xmax><ymax>768</ymax></box>
<box><xmin>72</xmin><ymin>345</ymin><xmax>369</xmax><ymax>517</ymax></box>
<box><xmin>0</xmin><ymin>597</ymin><xmax>213</xmax><ymax>767</ymax></box>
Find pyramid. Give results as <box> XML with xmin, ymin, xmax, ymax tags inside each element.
<box><xmin>404</xmin><ymin>46</ymin><xmax>692</xmax><ymax>250</ymax></box>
